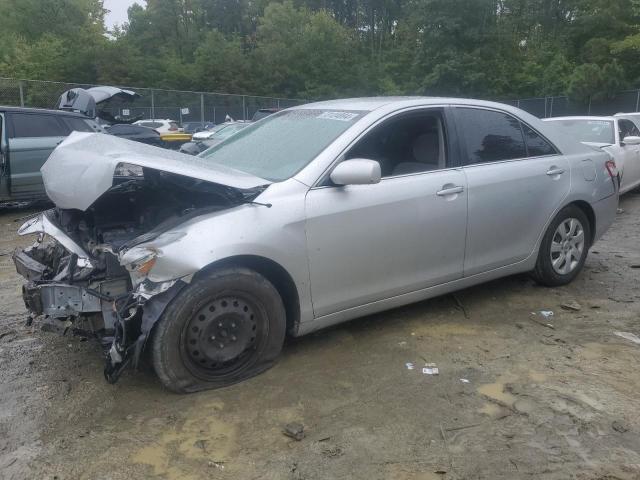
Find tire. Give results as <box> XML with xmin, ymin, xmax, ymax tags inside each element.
<box><xmin>151</xmin><ymin>267</ymin><xmax>286</xmax><ymax>393</ymax></box>
<box><xmin>532</xmin><ymin>205</ymin><xmax>591</xmax><ymax>287</ymax></box>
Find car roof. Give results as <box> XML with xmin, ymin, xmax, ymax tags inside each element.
<box><xmin>544</xmin><ymin>116</ymin><xmax>616</xmax><ymax>122</ymax></box>
<box><xmin>290</xmin><ymin>96</ymin><xmax>529</xmax><ymax>112</ymax></box>
<box><xmin>0</xmin><ymin>105</ymin><xmax>90</xmax><ymax>118</ymax></box>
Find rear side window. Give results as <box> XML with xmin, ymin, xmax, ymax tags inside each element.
<box><xmin>456</xmin><ymin>108</ymin><xmax>526</xmax><ymax>165</ymax></box>
<box><xmin>62</xmin><ymin>117</ymin><xmax>94</xmax><ymax>133</ymax></box>
<box><xmin>9</xmin><ymin>113</ymin><xmax>68</xmax><ymax>138</ymax></box>
<box><xmin>522</xmin><ymin>124</ymin><xmax>557</xmax><ymax>157</ymax></box>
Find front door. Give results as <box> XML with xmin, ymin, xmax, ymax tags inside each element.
<box><xmin>452</xmin><ymin>107</ymin><xmax>571</xmax><ymax>276</ymax></box>
<box><xmin>305</xmin><ymin>108</ymin><xmax>468</xmax><ymax>317</ymax></box>
<box><xmin>6</xmin><ymin>112</ymin><xmax>69</xmax><ymax>197</ymax></box>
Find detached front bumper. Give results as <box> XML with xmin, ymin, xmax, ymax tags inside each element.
<box><xmin>13</xmin><ymin>249</ymin><xmax>128</xmax><ymax>330</ymax></box>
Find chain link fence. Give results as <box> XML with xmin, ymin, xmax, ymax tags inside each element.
<box><xmin>0</xmin><ymin>77</ymin><xmax>305</xmax><ymax>124</ymax></box>
<box><xmin>505</xmin><ymin>90</ymin><xmax>640</xmax><ymax>118</ymax></box>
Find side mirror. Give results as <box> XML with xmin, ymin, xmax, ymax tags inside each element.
<box><xmin>622</xmin><ymin>135</ymin><xmax>640</xmax><ymax>145</ymax></box>
<box><xmin>330</xmin><ymin>159</ymin><xmax>381</xmax><ymax>186</ymax></box>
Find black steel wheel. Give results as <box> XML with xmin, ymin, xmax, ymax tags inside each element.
<box><xmin>182</xmin><ymin>295</ymin><xmax>261</xmax><ymax>378</ymax></box>
<box><xmin>151</xmin><ymin>267</ymin><xmax>286</xmax><ymax>393</ymax></box>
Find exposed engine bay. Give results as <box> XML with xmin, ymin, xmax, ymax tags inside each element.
<box><xmin>14</xmin><ymin>168</ymin><xmax>267</xmax><ymax>383</ymax></box>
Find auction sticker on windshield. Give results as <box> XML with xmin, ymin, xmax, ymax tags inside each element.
<box><xmin>317</xmin><ymin>111</ymin><xmax>360</xmax><ymax>121</ymax></box>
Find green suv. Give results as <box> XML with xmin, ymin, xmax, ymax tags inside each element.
<box><xmin>0</xmin><ymin>106</ymin><xmax>100</xmax><ymax>202</ymax></box>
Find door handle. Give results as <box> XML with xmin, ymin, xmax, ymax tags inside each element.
<box><xmin>436</xmin><ymin>185</ymin><xmax>464</xmax><ymax>196</ymax></box>
<box><xmin>546</xmin><ymin>167</ymin><xmax>565</xmax><ymax>176</ymax></box>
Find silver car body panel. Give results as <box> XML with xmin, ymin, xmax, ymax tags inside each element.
<box><xmin>305</xmin><ymin>168</ymin><xmax>467</xmax><ymax>317</ymax></box>
<box><xmin>41</xmin><ymin>132</ymin><xmax>271</xmax><ymax>210</ymax></box>
<box><xmin>30</xmin><ymin>97</ymin><xmax>618</xmax><ymax>338</ymax></box>
<box><xmin>544</xmin><ymin>116</ymin><xmax>640</xmax><ymax>194</ymax></box>
<box><xmin>18</xmin><ymin>212</ymin><xmax>93</xmax><ymax>267</ymax></box>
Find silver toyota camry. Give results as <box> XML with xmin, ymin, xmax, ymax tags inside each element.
<box><xmin>13</xmin><ymin>97</ymin><xmax>619</xmax><ymax>392</ymax></box>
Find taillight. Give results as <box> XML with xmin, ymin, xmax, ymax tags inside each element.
<box><xmin>605</xmin><ymin>159</ymin><xmax>618</xmax><ymax>178</ymax></box>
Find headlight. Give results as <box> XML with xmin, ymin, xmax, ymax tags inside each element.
<box><xmin>120</xmin><ymin>247</ymin><xmax>158</xmax><ymax>275</ymax></box>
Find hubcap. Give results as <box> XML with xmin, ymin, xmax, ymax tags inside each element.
<box><xmin>550</xmin><ymin>218</ymin><xmax>585</xmax><ymax>275</ymax></box>
<box><xmin>184</xmin><ymin>296</ymin><xmax>258</xmax><ymax>372</ymax></box>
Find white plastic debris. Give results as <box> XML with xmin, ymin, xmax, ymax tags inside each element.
<box><xmin>460</xmin><ymin>378</ymin><xmax>470</xmax><ymax>383</ymax></box>
<box><xmin>422</xmin><ymin>363</ymin><xmax>439</xmax><ymax>375</ymax></box>
<box><xmin>540</xmin><ymin>310</ymin><xmax>554</xmax><ymax>318</ymax></box>
<box><xmin>614</xmin><ymin>331</ymin><xmax>640</xmax><ymax>345</ymax></box>
<box><xmin>406</xmin><ymin>362</ymin><xmax>415</xmax><ymax>370</ymax></box>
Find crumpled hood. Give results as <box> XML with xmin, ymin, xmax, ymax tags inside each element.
<box><xmin>41</xmin><ymin>132</ymin><xmax>271</xmax><ymax>211</ymax></box>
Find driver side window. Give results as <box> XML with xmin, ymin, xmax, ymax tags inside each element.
<box><xmin>345</xmin><ymin>110</ymin><xmax>447</xmax><ymax>178</ymax></box>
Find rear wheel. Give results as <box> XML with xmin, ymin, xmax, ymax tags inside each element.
<box><xmin>532</xmin><ymin>205</ymin><xmax>591</xmax><ymax>287</ymax></box>
<box><xmin>151</xmin><ymin>267</ymin><xmax>286</xmax><ymax>393</ymax></box>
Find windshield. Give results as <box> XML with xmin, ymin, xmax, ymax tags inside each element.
<box><xmin>199</xmin><ymin>109</ymin><xmax>365</xmax><ymax>181</ymax></box>
<box><xmin>548</xmin><ymin>119</ymin><xmax>615</xmax><ymax>144</ymax></box>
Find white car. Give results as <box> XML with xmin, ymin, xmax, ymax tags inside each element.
<box><xmin>191</xmin><ymin>123</ymin><xmax>231</xmax><ymax>140</ymax></box>
<box><xmin>543</xmin><ymin>116</ymin><xmax>640</xmax><ymax>194</ymax></box>
<box><xmin>133</xmin><ymin>119</ymin><xmax>180</xmax><ymax>134</ymax></box>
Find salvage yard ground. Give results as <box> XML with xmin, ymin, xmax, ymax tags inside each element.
<box><xmin>1</xmin><ymin>193</ymin><xmax>640</xmax><ymax>480</ymax></box>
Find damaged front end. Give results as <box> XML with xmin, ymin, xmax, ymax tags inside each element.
<box><xmin>13</xmin><ymin>132</ymin><xmax>270</xmax><ymax>383</ymax></box>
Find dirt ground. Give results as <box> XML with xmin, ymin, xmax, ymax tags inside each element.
<box><xmin>1</xmin><ymin>194</ymin><xmax>640</xmax><ymax>480</ymax></box>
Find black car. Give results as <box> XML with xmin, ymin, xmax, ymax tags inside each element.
<box><xmin>105</xmin><ymin>124</ymin><xmax>163</xmax><ymax>147</ymax></box>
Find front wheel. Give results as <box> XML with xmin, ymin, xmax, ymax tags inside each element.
<box><xmin>532</xmin><ymin>205</ymin><xmax>591</xmax><ymax>287</ymax></box>
<box><xmin>151</xmin><ymin>267</ymin><xmax>286</xmax><ymax>393</ymax></box>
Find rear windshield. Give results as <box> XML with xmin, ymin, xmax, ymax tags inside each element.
<box><xmin>547</xmin><ymin>119</ymin><xmax>615</xmax><ymax>144</ymax></box>
<box><xmin>199</xmin><ymin>109</ymin><xmax>365</xmax><ymax>181</ymax></box>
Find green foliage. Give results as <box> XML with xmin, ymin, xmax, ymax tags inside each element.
<box><xmin>567</xmin><ymin>61</ymin><xmax>627</xmax><ymax>103</ymax></box>
<box><xmin>1</xmin><ymin>0</ymin><xmax>640</xmax><ymax>101</ymax></box>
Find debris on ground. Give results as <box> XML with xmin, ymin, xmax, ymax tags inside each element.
<box><xmin>530</xmin><ymin>312</ymin><xmax>555</xmax><ymax>330</ymax></box>
<box><xmin>406</xmin><ymin>362</ymin><xmax>415</xmax><ymax>370</ymax></box>
<box><xmin>208</xmin><ymin>461</ymin><xmax>225</xmax><ymax>470</ymax></box>
<box><xmin>422</xmin><ymin>363</ymin><xmax>439</xmax><ymax>375</ymax></box>
<box><xmin>612</xmin><ymin>420</ymin><xmax>629</xmax><ymax>433</ymax></box>
<box><xmin>321</xmin><ymin>445</ymin><xmax>344</xmax><ymax>458</ymax></box>
<box><xmin>560</xmin><ymin>301</ymin><xmax>581</xmax><ymax>312</ymax></box>
<box><xmin>460</xmin><ymin>378</ymin><xmax>470</xmax><ymax>383</ymax></box>
<box><xmin>452</xmin><ymin>294</ymin><xmax>470</xmax><ymax>319</ymax></box>
<box><xmin>608</xmin><ymin>296</ymin><xmax>635</xmax><ymax>303</ymax></box>
<box><xmin>614</xmin><ymin>331</ymin><xmax>640</xmax><ymax>345</ymax></box>
<box><xmin>283</xmin><ymin>422</ymin><xmax>305</xmax><ymax>441</ymax></box>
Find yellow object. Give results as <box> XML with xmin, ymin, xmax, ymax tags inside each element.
<box><xmin>160</xmin><ymin>132</ymin><xmax>192</xmax><ymax>142</ymax></box>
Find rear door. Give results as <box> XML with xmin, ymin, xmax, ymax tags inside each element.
<box><xmin>453</xmin><ymin>107</ymin><xmax>570</xmax><ymax>276</ymax></box>
<box><xmin>6</xmin><ymin>112</ymin><xmax>69</xmax><ymax>197</ymax></box>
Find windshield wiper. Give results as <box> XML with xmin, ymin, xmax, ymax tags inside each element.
<box><xmin>245</xmin><ymin>200</ymin><xmax>272</xmax><ymax>208</ymax></box>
